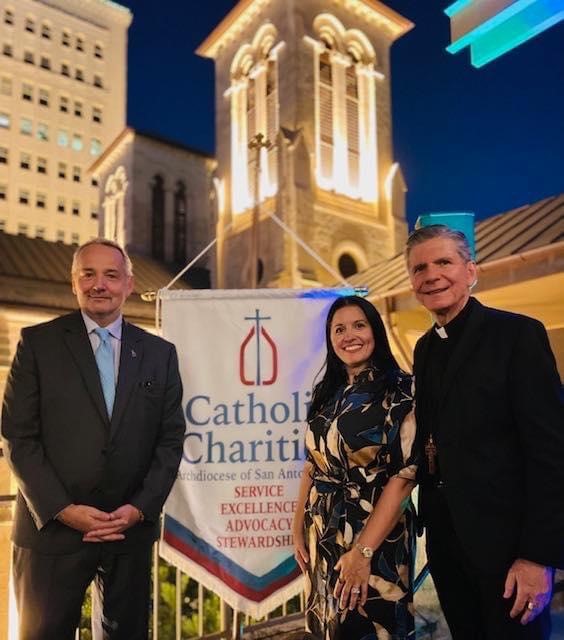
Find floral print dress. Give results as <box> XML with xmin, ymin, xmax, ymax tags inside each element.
<box><xmin>304</xmin><ymin>368</ymin><xmax>417</xmax><ymax>640</ymax></box>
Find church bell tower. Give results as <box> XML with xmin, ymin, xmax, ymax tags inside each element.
<box><xmin>198</xmin><ymin>0</ymin><xmax>413</xmax><ymax>288</ymax></box>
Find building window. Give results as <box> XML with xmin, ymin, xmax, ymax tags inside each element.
<box><xmin>92</xmin><ymin>107</ymin><xmax>102</xmax><ymax>124</ymax></box>
<box><xmin>0</xmin><ymin>112</ymin><xmax>11</xmax><ymax>129</ymax></box>
<box><xmin>36</xmin><ymin>226</ymin><xmax>45</xmax><ymax>239</ymax></box>
<box><xmin>20</xmin><ymin>153</ymin><xmax>31</xmax><ymax>170</ymax></box>
<box><xmin>174</xmin><ymin>181</ymin><xmax>187</xmax><ymax>265</ymax></box>
<box><xmin>71</xmin><ymin>134</ymin><xmax>83</xmax><ymax>151</ymax></box>
<box><xmin>57</xmin><ymin>197</ymin><xmax>65</xmax><ymax>213</ymax></box>
<box><xmin>93</xmin><ymin>75</ymin><xmax>103</xmax><ymax>89</ymax></box>
<box><xmin>0</xmin><ymin>220</ymin><xmax>5</xmax><ymax>231</ymax></box>
<box><xmin>76</xmin><ymin>36</ymin><xmax>84</xmax><ymax>52</ymax></box>
<box><xmin>90</xmin><ymin>205</ymin><xmax>98</xmax><ymax>219</ymax></box>
<box><xmin>40</xmin><ymin>56</ymin><xmax>51</xmax><ymax>70</ymax></box>
<box><xmin>24</xmin><ymin>51</ymin><xmax>34</xmax><ymax>64</ymax></box>
<box><xmin>229</xmin><ymin>24</ymin><xmax>280</xmax><ymax>213</ymax></box>
<box><xmin>74</xmin><ymin>101</ymin><xmax>83</xmax><ymax>117</ymax></box>
<box><xmin>0</xmin><ymin>76</ymin><xmax>12</xmax><ymax>95</ymax></box>
<box><xmin>72</xmin><ymin>166</ymin><xmax>81</xmax><ymax>182</ymax></box>
<box><xmin>25</xmin><ymin>17</ymin><xmax>35</xmax><ymax>33</ymax></box>
<box><xmin>22</xmin><ymin>83</ymin><xmax>33</xmax><ymax>101</ymax></box>
<box><xmin>151</xmin><ymin>175</ymin><xmax>165</xmax><ymax>260</ymax></box>
<box><xmin>36</xmin><ymin>193</ymin><xmax>46</xmax><ymax>209</ymax></box>
<box><xmin>90</xmin><ymin>138</ymin><xmax>102</xmax><ymax>156</ymax></box>
<box><xmin>18</xmin><ymin>224</ymin><xmax>29</xmax><ymax>236</ymax></box>
<box><xmin>94</xmin><ymin>44</ymin><xmax>103</xmax><ymax>59</ymax></box>
<box><xmin>338</xmin><ymin>253</ymin><xmax>358</xmax><ymax>277</ymax></box>
<box><xmin>72</xmin><ymin>201</ymin><xmax>80</xmax><ymax>216</ymax></box>
<box><xmin>75</xmin><ymin>68</ymin><xmax>84</xmax><ymax>82</ymax></box>
<box><xmin>310</xmin><ymin>15</ymin><xmax>378</xmax><ymax>201</ymax></box>
<box><xmin>57</xmin><ymin>230</ymin><xmax>65</xmax><ymax>242</ymax></box>
<box><xmin>0</xmin><ymin>184</ymin><xmax>6</xmax><ymax>200</ymax></box>
<box><xmin>37</xmin><ymin>157</ymin><xmax>47</xmax><ymax>174</ymax></box>
<box><xmin>58</xmin><ymin>162</ymin><xmax>67</xmax><ymax>179</ymax></box>
<box><xmin>4</xmin><ymin>9</ymin><xmax>14</xmax><ymax>25</ymax></box>
<box><xmin>91</xmin><ymin>177</ymin><xmax>99</xmax><ymax>187</ymax></box>
<box><xmin>0</xmin><ymin>147</ymin><xmax>8</xmax><ymax>164</ymax></box>
<box><xmin>20</xmin><ymin>118</ymin><xmax>32</xmax><ymax>135</ymax></box>
<box><xmin>59</xmin><ymin>96</ymin><xmax>69</xmax><ymax>113</ymax></box>
<box><xmin>57</xmin><ymin>130</ymin><xmax>69</xmax><ymax>147</ymax></box>
<box><xmin>62</xmin><ymin>30</ymin><xmax>70</xmax><ymax>47</ymax></box>
<box><xmin>318</xmin><ymin>50</ymin><xmax>334</xmax><ymax>186</ymax></box>
<box><xmin>19</xmin><ymin>190</ymin><xmax>30</xmax><ymax>205</ymax></box>
<box><xmin>37</xmin><ymin>122</ymin><xmax>48</xmax><ymax>141</ymax></box>
<box><xmin>2</xmin><ymin>44</ymin><xmax>13</xmax><ymax>57</ymax></box>
<box><xmin>71</xmin><ymin>232</ymin><xmax>80</xmax><ymax>245</ymax></box>
<box><xmin>61</xmin><ymin>63</ymin><xmax>70</xmax><ymax>77</ymax></box>
<box><xmin>39</xmin><ymin>88</ymin><xmax>49</xmax><ymax>106</ymax></box>
<box><xmin>41</xmin><ymin>23</ymin><xmax>51</xmax><ymax>39</ymax></box>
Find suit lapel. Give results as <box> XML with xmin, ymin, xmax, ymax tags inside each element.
<box><xmin>440</xmin><ymin>299</ymin><xmax>487</xmax><ymax>405</ymax></box>
<box><xmin>62</xmin><ymin>312</ymin><xmax>109</xmax><ymax>426</ymax></box>
<box><xmin>110</xmin><ymin>321</ymin><xmax>143</xmax><ymax>436</ymax></box>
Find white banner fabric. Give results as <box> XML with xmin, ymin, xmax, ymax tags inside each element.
<box><xmin>159</xmin><ymin>288</ymin><xmax>352</xmax><ymax>618</ymax></box>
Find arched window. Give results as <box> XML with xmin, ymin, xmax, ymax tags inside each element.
<box><xmin>338</xmin><ymin>253</ymin><xmax>358</xmax><ymax>278</ymax></box>
<box><xmin>346</xmin><ymin>55</ymin><xmax>360</xmax><ymax>192</ymax></box>
<box><xmin>151</xmin><ymin>175</ymin><xmax>165</xmax><ymax>260</ymax></box>
<box><xmin>308</xmin><ymin>15</ymin><xmax>380</xmax><ymax>201</ymax></box>
<box><xmin>318</xmin><ymin>50</ymin><xmax>333</xmax><ymax>182</ymax></box>
<box><xmin>174</xmin><ymin>181</ymin><xmax>187</xmax><ymax>265</ymax></box>
<box><xmin>229</xmin><ymin>24</ymin><xmax>282</xmax><ymax>214</ymax></box>
<box><xmin>103</xmin><ymin>166</ymin><xmax>128</xmax><ymax>247</ymax></box>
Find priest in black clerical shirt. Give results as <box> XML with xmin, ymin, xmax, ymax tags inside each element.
<box><xmin>406</xmin><ymin>224</ymin><xmax>563</xmax><ymax>640</ymax></box>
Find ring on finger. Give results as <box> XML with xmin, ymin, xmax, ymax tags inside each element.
<box><xmin>351</xmin><ymin>587</ymin><xmax>361</xmax><ymax>594</ymax></box>
<box><xmin>526</xmin><ymin>601</ymin><xmax>535</xmax><ymax>611</ymax></box>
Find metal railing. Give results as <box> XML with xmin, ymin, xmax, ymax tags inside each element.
<box><xmin>76</xmin><ymin>544</ymin><xmax>435</xmax><ymax>639</ymax></box>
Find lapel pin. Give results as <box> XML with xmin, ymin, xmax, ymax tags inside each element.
<box><xmin>131</xmin><ymin>349</ymin><xmax>137</xmax><ymax>358</ymax></box>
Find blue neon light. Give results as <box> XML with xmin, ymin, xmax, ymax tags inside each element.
<box><xmin>445</xmin><ymin>0</ymin><xmax>474</xmax><ymax>18</ymax></box>
<box><xmin>446</xmin><ymin>0</ymin><xmax>564</xmax><ymax>67</ymax></box>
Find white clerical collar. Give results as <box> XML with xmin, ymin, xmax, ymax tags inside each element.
<box><xmin>434</xmin><ymin>325</ymin><xmax>448</xmax><ymax>340</ymax></box>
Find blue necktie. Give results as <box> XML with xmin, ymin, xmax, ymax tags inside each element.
<box><xmin>94</xmin><ymin>327</ymin><xmax>115</xmax><ymax>417</ymax></box>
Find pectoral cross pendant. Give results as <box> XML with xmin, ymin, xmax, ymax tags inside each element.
<box><xmin>425</xmin><ymin>435</ymin><xmax>437</xmax><ymax>476</ymax></box>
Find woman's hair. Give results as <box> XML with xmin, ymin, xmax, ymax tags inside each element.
<box><xmin>308</xmin><ymin>295</ymin><xmax>401</xmax><ymax>419</ymax></box>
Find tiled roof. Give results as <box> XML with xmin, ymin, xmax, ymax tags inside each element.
<box><xmin>348</xmin><ymin>194</ymin><xmax>564</xmax><ymax>296</ymax></box>
<box><xmin>0</xmin><ymin>233</ymin><xmax>188</xmax><ymax>295</ymax></box>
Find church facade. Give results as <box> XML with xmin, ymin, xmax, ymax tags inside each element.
<box><xmin>90</xmin><ymin>127</ymin><xmax>217</xmax><ymax>288</ymax></box>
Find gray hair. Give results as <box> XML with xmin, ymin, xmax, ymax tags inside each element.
<box><xmin>71</xmin><ymin>238</ymin><xmax>133</xmax><ymax>276</ymax></box>
<box><xmin>405</xmin><ymin>224</ymin><xmax>473</xmax><ymax>263</ymax></box>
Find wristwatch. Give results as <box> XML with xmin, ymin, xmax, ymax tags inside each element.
<box><xmin>355</xmin><ymin>543</ymin><xmax>373</xmax><ymax>559</ymax></box>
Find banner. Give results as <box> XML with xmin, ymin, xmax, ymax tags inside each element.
<box><xmin>159</xmin><ymin>288</ymin><xmax>351</xmax><ymax>617</ymax></box>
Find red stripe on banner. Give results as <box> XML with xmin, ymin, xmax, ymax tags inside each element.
<box><xmin>163</xmin><ymin>530</ymin><xmax>301</xmax><ymax>602</ymax></box>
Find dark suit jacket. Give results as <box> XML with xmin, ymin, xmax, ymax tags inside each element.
<box><xmin>1</xmin><ymin>311</ymin><xmax>185</xmax><ymax>554</ymax></box>
<box><xmin>414</xmin><ymin>298</ymin><xmax>564</xmax><ymax>573</ymax></box>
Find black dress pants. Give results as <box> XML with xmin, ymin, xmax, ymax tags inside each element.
<box><xmin>13</xmin><ymin>543</ymin><xmax>152</xmax><ymax>640</ymax></box>
<box><xmin>422</xmin><ymin>485</ymin><xmax>552</xmax><ymax>640</ymax></box>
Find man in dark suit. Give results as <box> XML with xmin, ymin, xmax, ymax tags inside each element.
<box><xmin>406</xmin><ymin>225</ymin><xmax>564</xmax><ymax>639</ymax></box>
<box><xmin>2</xmin><ymin>239</ymin><xmax>185</xmax><ymax>639</ymax></box>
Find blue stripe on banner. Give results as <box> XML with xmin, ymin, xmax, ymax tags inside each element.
<box><xmin>297</xmin><ymin>287</ymin><xmax>357</xmax><ymax>299</ymax></box>
<box><xmin>164</xmin><ymin>514</ymin><xmax>297</xmax><ymax>587</ymax></box>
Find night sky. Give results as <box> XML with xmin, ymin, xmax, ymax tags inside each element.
<box><xmin>118</xmin><ymin>1</ymin><xmax>564</xmax><ymax>227</ymax></box>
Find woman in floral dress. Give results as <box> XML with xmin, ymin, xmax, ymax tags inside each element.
<box><xmin>292</xmin><ymin>296</ymin><xmax>418</xmax><ymax>640</ymax></box>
